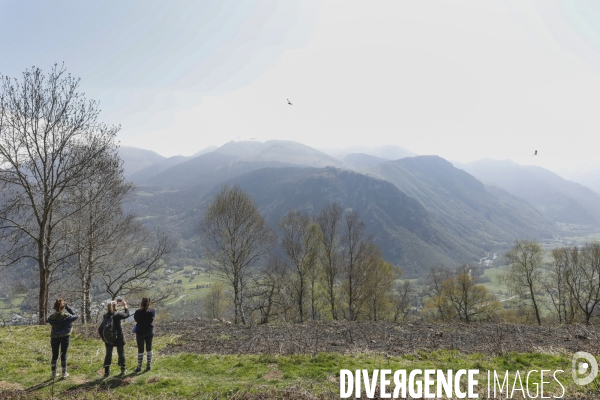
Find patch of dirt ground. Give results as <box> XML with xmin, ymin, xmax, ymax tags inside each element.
<box><xmin>91</xmin><ymin>319</ymin><xmax>599</xmax><ymax>357</ymax></box>
<box><xmin>147</xmin><ymin>376</ymin><xmax>161</xmax><ymax>384</ymax></box>
<box><xmin>73</xmin><ymin>319</ymin><xmax>600</xmax><ymax>357</ymax></box>
<box><xmin>0</xmin><ymin>382</ymin><xmax>23</xmax><ymax>391</ymax></box>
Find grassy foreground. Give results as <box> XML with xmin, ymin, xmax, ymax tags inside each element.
<box><xmin>0</xmin><ymin>325</ymin><xmax>598</xmax><ymax>399</ymax></box>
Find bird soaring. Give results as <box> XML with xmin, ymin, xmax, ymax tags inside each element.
<box><xmin>287</xmin><ymin>99</ymin><xmax>292</xmax><ymax>105</ymax></box>
<box><xmin>534</xmin><ymin>150</ymin><xmax>537</xmax><ymax>155</ymax></box>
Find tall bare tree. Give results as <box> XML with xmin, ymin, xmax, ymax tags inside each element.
<box><xmin>393</xmin><ymin>281</ymin><xmax>415</xmax><ymax>322</ymax></box>
<box><xmin>199</xmin><ymin>185</ymin><xmax>274</xmax><ymax>325</ymax></box>
<box><xmin>60</xmin><ymin>151</ymin><xmax>133</xmax><ymax>323</ymax></box>
<box><xmin>340</xmin><ymin>211</ymin><xmax>384</xmax><ymax>321</ymax></box>
<box><xmin>99</xmin><ymin>227</ymin><xmax>176</xmax><ymax>301</ymax></box>
<box><xmin>424</xmin><ymin>266</ymin><xmax>499</xmax><ymax>322</ymax></box>
<box><xmin>0</xmin><ymin>65</ymin><xmax>119</xmax><ymax>323</ymax></box>
<box><xmin>316</xmin><ymin>202</ymin><xmax>343</xmax><ymax>320</ymax></box>
<box><xmin>248</xmin><ymin>255</ymin><xmax>290</xmax><ymax>324</ymax></box>
<box><xmin>366</xmin><ymin>260</ymin><xmax>398</xmax><ymax>321</ymax></box>
<box><xmin>564</xmin><ymin>243</ymin><xmax>600</xmax><ymax>325</ymax></box>
<box><xmin>445</xmin><ymin>265</ymin><xmax>499</xmax><ymax>323</ymax></box>
<box><xmin>279</xmin><ymin>210</ymin><xmax>322</xmax><ymax>322</ymax></box>
<box><xmin>424</xmin><ymin>266</ymin><xmax>455</xmax><ymax>321</ymax></box>
<box><xmin>545</xmin><ymin>247</ymin><xmax>577</xmax><ymax>324</ymax></box>
<box><xmin>203</xmin><ymin>281</ymin><xmax>228</xmax><ymax>320</ymax></box>
<box><xmin>504</xmin><ymin>239</ymin><xmax>544</xmax><ymax>325</ymax></box>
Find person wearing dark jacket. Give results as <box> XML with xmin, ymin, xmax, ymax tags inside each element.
<box><xmin>133</xmin><ymin>297</ymin><xmax>155</xmax><ymax>372</ymax></box>
<box><xmin>46</xmin><ymin>298</ymin><xmax>78</xmax><ymax>379</ymax></box>
<box><xmin>102</xmin><ymin>299</ymin><xmax>130</xmax><ymax>377</ymax></box>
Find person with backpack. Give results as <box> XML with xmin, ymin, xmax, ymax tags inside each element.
<box><xmin>46</xmin><ymin>298</ymin><xmax>78</xmax><ymax>379</ymax></box>
<box><xmin>133</xmin><ymin>297</ymin><xmax>155</xmax><ymax>372</ymax></box>
<box><xmin>99</xmin><ymin>299</ymin><xmax>130</xmax><ymax>377</ymax></box>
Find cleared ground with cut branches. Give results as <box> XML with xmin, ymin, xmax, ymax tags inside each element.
<box><xmin>151</xmin><ymin>319</ymin><xmax>600</xmax><ymax>356</ymax></box>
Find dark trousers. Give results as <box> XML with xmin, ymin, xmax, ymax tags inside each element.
<box><xmin>104</xmin><ymin>343</ymin><xmax>125</xmax><ymax>368</ymax></box>
<box><xmin>51</xmin><ymin>336</ymin><xmax>70</xmax><ymax>369</ymax></box>
<box><xmin>136</xmin><ymin>332</ymin><xmax>154</xmax><ymax>353</ymax></box>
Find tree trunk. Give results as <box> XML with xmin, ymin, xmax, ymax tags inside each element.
<box><xmin>329</xmin><ymin>283</ymin><xmax>337</xmax><ymax>320</ymax></box>
<box><xmin>311</xmin><ymin>278</ymin><xmax>316</xmax><ymax>320</ymax></box>
<box><xmin>38</xmin><ymin>262</ymin><xmax>50</xmax><ymax>324</ymax></box>
<box><xmin>83</xmin><ymin>274</ymin><xmax>92</xmax><ymax>323</ymax></box>
<box><xmin>298</xmin><ymin>277</ymin><xmax>304</xmax><ymax>323</ymax></box>
<box><xmin>37</xmin><ymin>228</ymin><xmax>50</xmax><ymax>324</ymax></box>
<box><xmin>233</xmin><ymin>285</ymin><xmax>240</xmax><ymax>324</ymax></box>
<box><xmin>530</xmin><ymin>291</ymin><xmax>541</xmax><ymax>325</ymax></box>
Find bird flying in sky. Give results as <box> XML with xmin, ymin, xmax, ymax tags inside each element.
<box><xmin>287</xmin><ymin>99</ymin><xmax>292</xmax><ymax>105</ymax></box>
<box><xmin>534</xmin><ymin>150</ymin><xmax>537</xmax><ymax>155</ymax></box>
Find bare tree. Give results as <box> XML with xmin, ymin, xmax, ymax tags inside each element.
<box><xmin>248</xmin><ymin>255</ymin><xmax>291</xmax><ymax>324</ymax></box>
<box><xmin>564</xmin><ymin>243</ymin><xmax>600</xmax><ymax>325</ymax></box>
<box><xmin>0</xmin><ymin>65</ymin><xmax>119</xmax><ymax>323</ymax></box>
<box><xmin>316</xmin><ymin>202</ymin><xmax>343</xmax><ymax>320</ymax></box>
<box><xmin>424</xmin><ymin>266</ymin><xmax>499</xmax><ymax>322</ymax></box>
<box><xmin>445</xmin><ymin>265</ymin><xmax>499</xmax><ymax>323</ymax></box>
<box><xmin>279</xmin><ymin>210</ymin><xmax>322</xmax><ymax>322</ymax></box>
<box><xmin>339</xmin><ymin>211</ymin><xmax>384</xmax><ymax>321</ymax></box>
<box><xmin>203</xmin><ymin>281</ymin><xmax>228</xmax><ymax>320</ymax></box>
<box><xmin>100</xmin><ymin>228</ymin><xmax>176</xmax><ymax>301</ymax></box>
<box><xmin>503</xmin><ymin>239</ymin><xmax>544</xmax><ymax>325</ymax></box>
<box><xmin>366</xmin><ymin>260</ymin><xmax>398</xmax><ymax>321</ymax></box>
<box><xmin>60</xmin><ymin>151</ymin><xmax>133</xmax><ymax>322</ymax></box>
<box><xmin>393</xmin><ymin>281</ymin><xmax>415</xmax><ymax>322</ymax></box>
<box><xmin>544</xmin><ymin>247</ymin><xmax>577</xmax><ymax>324</ymax></box>
<box><xmin>199</xmin><ymin>185</ymin><xmax>274</xmax><ymax>325</ymax></box>
<box><xmin>422</xmin><ymin>266</ymin><xmax>454</xmax><ymax>321</ymax></box>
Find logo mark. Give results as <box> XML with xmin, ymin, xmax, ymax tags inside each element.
<box><xmin>572</xmin><ymin>351</ymin><xmax>598</xmax><ymax>386</ymax></box>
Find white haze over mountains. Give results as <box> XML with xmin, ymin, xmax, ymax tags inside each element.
<box><xmin>4</xmin><ymin>1</ymin><xmax>600</xmax><ymax>176</ymax></box>
<box><xmin>120</xmin><ymin>139</ymin><xmax>600</xmax><ymax>199</ymax></box>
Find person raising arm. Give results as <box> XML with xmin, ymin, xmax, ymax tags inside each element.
<box><xmin>46</xmin><ymin>298</ymin><xmax>78</xmax><ymax>379</ymax></box>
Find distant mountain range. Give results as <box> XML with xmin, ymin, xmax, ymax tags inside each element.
<box><xmin>320</xmin><ymin>144</ymin><xmax>417</xmax><ymax>161</ymax></box>
<box><xmin>118</xmin><ymin>141</ymin><xmax>600</xmax><ymax>274</ymax></box>
<box><xmin>118</xmin><ymin>146</ymin><xmax>165</xmax><ymax>176</ymax></box>
<box><xmin>131</xmin><ymin>140</ymin><xmax>346</xmax><ymax>189</ymax></box>
<box><xmin>369</xmin><ymin>156</ymin><xmax>553</xmax><ymax>250</ymax></box>
<box><xmin>343</xmin><ymin>153</ymin><xmax>388</xmax><ymax>169</ymax></box>
<box><xmin>458</xmin><ymin>159</ymin><xmax>600</xmax><ymax>227</ymax></box>
<box><xmin>564</xmin><ymin>167</ymin><xmax>600</xmax><ymax>196</ymax></box>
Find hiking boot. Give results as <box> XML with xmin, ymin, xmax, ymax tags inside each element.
<box><xmin>103</xmin><ymin>367</ymin><xmax>110</xmax><ymax>378</ymax></box>
<box><xmin>145</xmin><ymin>364</ymin><xmax>152</xmax><ymax>372</ymax></box>
<box><xmin>51</xmin><ymin>371</ymin><xmax>57</xmax><ymax>379</ymax></box>
<box><xmin>134</xmin><ymin>366</ymin><xmax>142</xmax><ymax>373</ymax></box>
<box><xmin>62</xmin><ymin>371</ymin><xmax>69</xmax><ymax>379</ymax></box>
<box><xmin>120</xmin><ymin>367</ymin><xmax>126</xmax><ymax>375</ymax></box>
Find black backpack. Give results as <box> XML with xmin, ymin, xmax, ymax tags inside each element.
<box><xmin>98</xmin><ymin>314</ymin><xmax>117</xmax><ymax>344</ymax></box>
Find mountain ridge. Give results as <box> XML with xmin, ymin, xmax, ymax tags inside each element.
<box><xmin>459</xmin><ymin>159</ymin><xmax>600</xmax><ymax>227</ymax></box>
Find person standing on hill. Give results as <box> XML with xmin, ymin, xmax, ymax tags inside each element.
<box><xmin>46</xmin><ymin>298</ymin><xmax>78</xmax><ymax>379</ymax></box>
<box><xmin>101</xmin><ymin>299</ymin><xmax>130</xmax><ymax>377</ymax></box>
<box><xmin>133</xmin><ymin>297</ymin><xmax>155</xmax><ymax>372</ymax></box>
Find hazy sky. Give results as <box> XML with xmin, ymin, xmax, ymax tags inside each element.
<box><xmin>3</xmin><ymin>1</ymin><xmax>600</xmax><ymax>172</ymax></box>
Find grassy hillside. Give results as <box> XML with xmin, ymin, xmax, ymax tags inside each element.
<box><xmin>0</xmin><ymin>324</ymin><xmax>592</xmax><ymax>399</ymax></box>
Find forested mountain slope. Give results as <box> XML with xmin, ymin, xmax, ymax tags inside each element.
<box><xmin>369</xmin><ymin>156</ymin><xmax>554</xmax><ymax>250</ymax></box>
